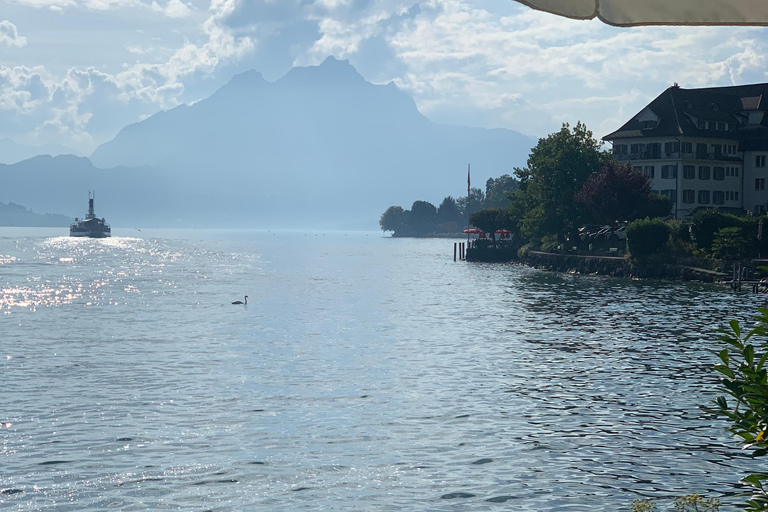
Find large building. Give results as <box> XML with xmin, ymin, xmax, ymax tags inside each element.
<box><xmin>603</xmin><ymin>83</ymin><xmax>768</xmax><ymax>218</ymax></box>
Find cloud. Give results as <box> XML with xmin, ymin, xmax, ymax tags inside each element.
<box><xmin>0</xmin><ymin>20</ymin><xmax>27</xmax><ymax>47</ymax></box>
<box><xmin>151</xmin><ymin>0</ymin><xmax>191</xmax><ymax>18</ymax></box>
<box><xmin>0</xmin><ymin>0</ymin><xmax>252</xmax><ymax>152</ymax></box>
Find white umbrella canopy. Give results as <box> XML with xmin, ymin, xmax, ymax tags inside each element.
<box><xmin>513</xmin><ymin>0</ymin><xmax>768</xmax><ymax>26</ymax></box>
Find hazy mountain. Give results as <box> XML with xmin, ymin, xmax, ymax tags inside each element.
<box><xmin>0</xmin><ymin>138</ymin><xmax>80</xmax><ymax>165</ymax></box>
<box><xmin>87</xmin><ymin>57</ymin><xmax>533</xmax><ymax>228</ymax></box>
<box><xmin>0</xmin><ymin>201</ymin><xmax>73</xmax><ymax>227</ymax></box>
<box><xmin>0</xmin><ymin>155</ymin><xmax>176</xmax><ymax>227</ymax></box>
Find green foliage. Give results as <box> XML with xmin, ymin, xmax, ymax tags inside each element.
<box><xmin>380</xmin><ymin>206</ymin><xmax>406</xmax><ymax>234</ymax></box>
<box><xmin>470</xmin><ymin>208</ymin><xmax>507</xmax><ymax>240</ymax></box>
<box><xmin>712</xmin><ymin>226</ymin><xmax>747</xmax><ymax>259</ymax></box>
<box><xmin>715</xmin><ymin>310</ymin><xmax>768</xmax><ymax>511</ymax></box>
<box><xmin>689</xmin><ymin>209</ymin><xmax>742</xmax><ymax>252</ymax></box>
<box><xmin>484</xmin><ymin>174</ymin><xmax>519</xmax><ymax>209</ymax></box>
<box><xmin>631</xmin><ymin>495</ymin><xmax>720</xmax><ymax>512</ymax></box>
<box><xmin>626</xmin><ymin>218</ymin><xmax>671</xmax><ymax>258</ymax></box>
<box><xmin>540</xmin><ymin>234</ymin><xmax>560</xmax><ymax>252</ymax></box>
<box><xmin>632</xmin><ymin>499</ymin><xmax>657</xmax><ymax>512</ymax></box>
<box><xmin>514</xmin><ymin>122</ymin><xmax>603</xmax><ymax>241</ymax></box>
<box><xmin>456</xmin><ymin>187</ymin><xmax>485</xmax><ymax>218</ymax></box>
<box><xmin>408</xmin><ymin>200</ymin><xmax>437</xmax><ymax>236</ymax></box>
<box><xmin>437</xmin><ymin>196</ymin><xmax>462</xmax><ymax>227</ymax></box>
<box><xmin>672</xmin><ymin>495</ymin><xmax>720</xmax><ymax>512</ymax></box>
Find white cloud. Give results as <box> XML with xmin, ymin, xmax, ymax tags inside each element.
<box><xmin>0</xmin><ymin>20</ymin><xmax>27</xmax><ymax>47</ymax></box>
<box><xmin>151</xmin><ymin>0</ymin><xmax>191</xmax><ymax>18</ymax></box>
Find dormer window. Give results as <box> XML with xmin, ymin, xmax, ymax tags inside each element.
<box><xmin>709</xmin><ymin>103</ymin><xmax>719</xmax><ymax>111</ymax></box>
<box><xmin>685</xmin><ymin>101</ymin><xmax>693</xmax><ymax>109</ymax></box>
<box><xmin>642</xmin><ymin>120</ymin><xmax>657</xmax><ymax>129</ymax></box>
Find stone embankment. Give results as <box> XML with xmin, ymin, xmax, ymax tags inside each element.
<box><xmin>467</xmin><ymin>247</ymin><xmax>738</xmax><ymax>283</ymax></box>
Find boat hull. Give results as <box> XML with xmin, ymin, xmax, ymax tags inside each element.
<box><xmin>70</xmin><ymin>229</ymin><xmax>111</xmax><ymax>238</ymax></box>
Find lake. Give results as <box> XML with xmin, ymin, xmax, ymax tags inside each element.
<box><xmin>0</xmin><ymin>228</ymin><xmax>763</xmax><ymax>511</ymax></box>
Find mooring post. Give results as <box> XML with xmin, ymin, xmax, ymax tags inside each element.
<box><xmin>454</xmin><ymin>242</ymin><xmax>457</xmax><ymax>261</ymax></box>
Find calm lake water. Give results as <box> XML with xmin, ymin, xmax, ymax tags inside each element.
<box><xmin>0</xmin><ymin>228</ymin><xmax>765</xmax><ymax>511</ymax></box>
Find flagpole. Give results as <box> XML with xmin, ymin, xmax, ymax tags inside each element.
<box><xmin>467</xmin><ymin>163</ymin><xmax>471</xmax><ymax>246</ymax></box>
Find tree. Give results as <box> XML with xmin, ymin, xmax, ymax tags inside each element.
<box><xmin>575</xmin><ymin>161</ymin><xmax>669</xmax><ymax>223</ymax></box>
<box><xmin>514</xmin><ymin>122</ymin><xmax>604</xmax><ymax>241</ymax></box>
<box><xmin>456</xmin><ymin>187</ymin><xmax>485</xmax><ymax>221</ymax></box>
<box><xmin>437</xmin><ymin>196</ymin><xmax>462</xmax><ymax>227</ymax></box>
<box><xmin>713</xmin><ymin>226</ymin><xmax>747</xmax><ymax>259</ymax></box>
<box><xmin>470</xmin><ymin>208</ymin><xmax>506</xmax><ymax>241</ymax></box>
<box><xmin>379</xmin><ymin>206</ymin><xmax>407</xmax><ymax>235</ymax></box>
<box><xmin>409</xmin><ymin>200</ymin><xmax>437</xmax><ymax>236</ymax></box>
<box><xmin>689</xmin><ymin>209</ymin><xmax>742</xmax><ymax>252</ymax></box>
<box><xmin>484</xmin><ymin>174</ymin><xmax>520</xmax><ymax>209</ymax></box>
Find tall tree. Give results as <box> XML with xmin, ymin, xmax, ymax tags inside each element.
<box><xmin>575</xmin><ymin>161</ymin><xmax>670</xmax><ymax>224</ymax></box>
<box><xmin>470</xmin><ymin>208</ymin><xmax>507</xmax><ymax>241</ymax></box>
<box><xmin>484</xmin><ymin>174</ymin><xmax>520</xmax><ymax>209</ymax></box>
<box><xmin>436</xmin><ymin>196</ymin><xmax>462</xmax><ymax>226</ymax></box>
<box><xmin>515</xmin><ymin>122</ymin><xmax>603</xmax><ymax>241</ymax></box>
<box><xmin>456</xmin><ymin>187</ymin><xmax>485</xmax><ymax>222</ymax></box>
<box><xmin>409</xmin><ymin>200</ymin><xmax>437</xmax><ymax>235</ymax></box>
<box><xmin>379</xmin><ymin>206</ymin><xmax>407</xmax><ymax>235</ymax></box>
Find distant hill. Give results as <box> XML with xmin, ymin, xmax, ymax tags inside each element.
<box><xmin>0</xmin><ymin>155</ymin><xmax>177</xmax><ymax>228</ymax></box>
<box><xmin>87</xmin><ymin>57</ymin><xmax>533</xmax><ymax>228</ymax></box>
<box><xmin>0</xmin><ymin>138</ymin><xmax>80</xmax><ymax>165</ymax></box>
<box><xmin>0</xmin><ymin>201</ymin><xmax>72</xmax><ymax>227</ymax></box>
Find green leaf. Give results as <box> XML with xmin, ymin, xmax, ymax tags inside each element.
<box><xmin>715</xmin><ymin>364</ymin><xmax>736</xmax><ymax>379</ymax></box>
<box><xmin>731</xmin><ymin>319</ymin><xmax>742</xmax><ymax>338</ymax></box>
<box><xmin>746</xmin><ymin>345</ymin><xmax>756</xmax><ymax>366</ymax></box>
<box><xmin>719</xmin><ymin>348</ymin><xmax>730</xmax><ymax>366</ymax></box>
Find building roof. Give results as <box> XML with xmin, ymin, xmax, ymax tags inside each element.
<box><xmin>603</xmin><ymin>82</ymin><xmax>768</xmax><ymax>142</ymax></box>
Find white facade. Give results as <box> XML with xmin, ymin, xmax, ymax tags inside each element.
<box><xmin>610</xmin><ymin>136</ymin><xmax>745</xmax><ymax>218</ymax></box>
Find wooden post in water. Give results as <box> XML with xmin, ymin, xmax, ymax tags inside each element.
<box><xmin>454</xmin><ymin>243</ymin><xmax>457</xmax><ymax>261</ymax></box>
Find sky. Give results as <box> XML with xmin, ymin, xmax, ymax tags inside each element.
<box><xmin>1</xmin><ymin>0</ymin><xmax>768</xmax><ymax>156</ymax></box>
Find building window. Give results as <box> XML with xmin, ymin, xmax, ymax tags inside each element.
<box><xmin>683</xmin><ymin>165</ymin><xmax>695</xmax><ymax>179</ymax></box>
<box><xmin>698</xmin><ymin>190</ymin><xmax>711</xmax><ymax>204</ymax></box>
<box><xmin>682</xmin><ymin>190</ymin><xmax>695</xmax><ymax>203</ymax></box>
<box><xmin>643</xmin><ymin>166</ymin><xmax>655</xmax><ymax>178</ymax></box>
<box><xmin>630</xmin><ymin>143</ymin><xmax>643</xmax><ymax>156</ymax></box>
<box><xmin>642</xmin><ymin>120</ymin><xmax>657</xmax><ymax>129</ymax></box>
<box><xmin>661</xmin><ymin>190</ymin><xmax>677</xmax><ymax>203</ymax></box>
<box><xmin>664</xmin><ymin>141</ymin><xmax>680</xmax><ymax>154</ymax></box>
<box><xmin>661</xmin><ymin>165</ymin><xmax>677</xmax><ymax>179</ymax></box>
<box><xmin>726</xmin><ymin>166</ymin><xmax>740</xmax><ymax>177</ymax></box>
<box><xmin>757</xmin><ymin>178</ymin><xmax>766</xmax><ymax>191</ymax></box>
<box><xmin>682</xmin><ymin>142</ymin><xmax>692</xmax><ymax>153</ymax></box>
<box><xmin>713</xmin><ymin>191</ymin><xmax>725</xmax><ymax>205</ymax></box>
<box><xmin>647</xmin><ymin>143</ymin><xmax>661</xmax><ymax>159</ymax></box>
<box><xmin>614</xmin><ymin>144</ymin><xmax>628</xmax><ymax>156</ymax></box>
<box><xmin>713</xmin><ymin>167</ymin><xmax>725</xmax><ymax>180</ymax></box>
<box><xmin>726</xmin><ymin>191</ymin><xmax>740</xmax><ymax>201</ymax></box>
<box><xmin>696</xmin><ymin>143</ymin><xmax>708</xmax><ymax>159</ymax></box>
<box><xmin>757</xmin><ymin>155</ymin><xmax>766</xmax><ymax>168</ymax></box>
<box><xmin>756</xmin><ymin>205</ymin><xmax>767</xmax><ymax>215</ymax></box>
<box><xmin>698</xmin><ymin>166</ymin><xmax>711</xmax><ymax>180</ymax></box>
<box><xmin>712</xmin><ymin>144</ymin><xmax>722</xmax><ymax>158</ymax></box>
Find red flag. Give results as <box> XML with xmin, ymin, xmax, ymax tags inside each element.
<box><xmin>467</xmin><ymin>164</ymin><xmax>470</xmax><ymax>195</ymax></box>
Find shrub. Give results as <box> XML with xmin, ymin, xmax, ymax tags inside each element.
<box><xmin>712</xmin><ymin>226</ymin><xmax>747</xmax><ymax>259</ymax></box>
<box><xmin>689</xmin><ymin>209</ymin><xmax>742</xmax><ymax>251</ymax></box>
<box><xmin>715</xmin><ymin>311</ymin><xmax>768</xmax><ymax>511</ymax></box>
<box><xmin>626</xmin><ymin>218</ymin><xmax>671</xmax><ymax>258</ymax></box>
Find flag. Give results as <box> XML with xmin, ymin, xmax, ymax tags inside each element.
<box><xmin>467</xmin><ymin>164</ymin><xmax>471</xmax><ymax>195</ymax></box>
